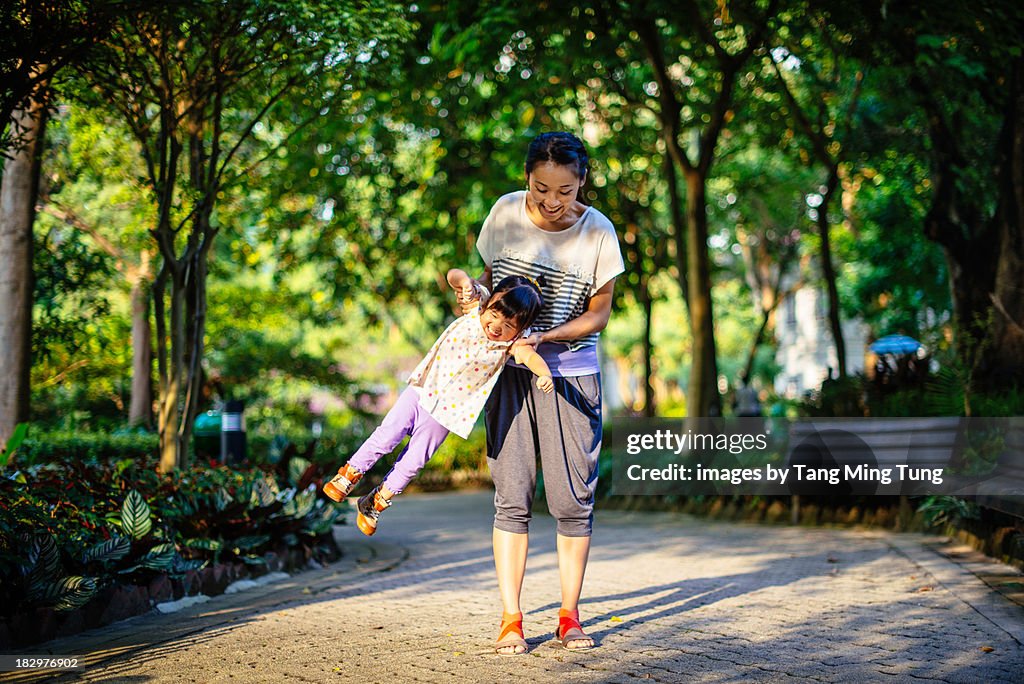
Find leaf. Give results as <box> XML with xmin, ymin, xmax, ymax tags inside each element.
<box><xmin>288</xmin><ymin>457</ymin><xmax>312</xmax><ymax>487</ymax></box>
<box><xmin>53</xmin><ymin>576</ymin><xmax>98</xmax><ymax>611</ymax></box>
<box><xmin>291</xmin><ymin>490</ymin><xmax>315</xmax><ymax>519</ymax></box>
<box><xmin>183</xmin><ymin>537</ymin><xmax>222</xmax><ymax>551</ymax></box>
<box><xmin>215</xmin><ymin>488</ymin><xmax>233</xmax><ymax>512</ymax></box>
<box><xmin>251</xmin><ymin>477</ymin><xmax>276</xmax><ymax>508</ymax></box>
<box><xmin>980</xmin><ymin>646</ymin><xmax>995</xmax><ymax>653</ymax></box>
<box><xmin>172</xmin><ymin>557</ymin><xmax>208</xmax><ymax>573</ymax></box>
<box><xmin>140</xmin><ymin>543</ymin><xmax>176</xmax><ymax>571</ymax></box>
<box><xmin>231</xmin><ymin>534</ymin><xmax>271</xmax><ymax>552</ymax></box>
<box><xmin>1</xmin><ymin>423</ymin><xmax>29</xmax><ymax>467</ymax></box>
<box><xmin>25</xmin><ymin>532</ymin><xmax>61</xmax><ymax>585</ymax></box>
<box><xmin>121</xmin><ymin>490</ymin><xmax>152</xmax><ymax>540</ymax></box>
<box><xmin>239</xmin><ymin>554</ymin><xmax>268</xmax><ymax>566</ymax></box>
<box><xmin>83</xmin><ymin>536</ymin><xmax>131</xmax><ymax>564</ymax></box>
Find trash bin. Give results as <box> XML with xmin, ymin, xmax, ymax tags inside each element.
<box><xmin>193</xmin><ymin>410</ymin><xmax>221</xmax><ymax>462</ymax></box>
<box><xmin>221</xmin><ymin>400</ymin><xmax>246</xmax><ymax>464</ymax></box>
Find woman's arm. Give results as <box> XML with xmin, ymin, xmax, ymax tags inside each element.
<box><xmin>524</xmin><ymin>278</ymin><xmax>616</xmax><ymax>345</ymax></box>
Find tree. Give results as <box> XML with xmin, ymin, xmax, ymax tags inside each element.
<box><xmin>827</xmin><ymin>0</ymin><xmax>1024</xmax><ymax>391</ymax></box>
<box><xmin>0</xmin><ymin>0</ymin><xmax>113</xmax><ymax>153</ymax></box>
<box><xmin>38</xmin><ymin>105</ymin><xmax>157</xmax><ymax>427</ymax></box>
<box><xmin>0</xmin><ymin>0</ymin><xmax>115</xmax><ymax>442</ymax></box>
<box><xmin>0</xmin><ymin>90</ymin><xmax>48</xmax><ymax>444</ymax></box>
<box><xmin>765</xmin><ymin>10</ymin><xmax>864</xmax><ymax>378</ymax></box>
<box><xmin>79</xmin><ymin>0</ymin><xmax>409</xmax><ymax>471</ymax></box>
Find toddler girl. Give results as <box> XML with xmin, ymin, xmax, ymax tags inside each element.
<box><xmin>322</xmin><ymin>269</ymin><xmax>552</xmax><ymax>536</ymax></box>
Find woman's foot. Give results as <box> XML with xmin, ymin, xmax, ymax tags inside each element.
<box><xmin>495</xmin><ymin>611</ymin><xmax>528</xmax><ymax>655</ymax></box>
<box><xmin>322</xmin><ymin>463</ymin><xmax>363</xmax><ymax>502</ymax></box>
<box><xmin>556</xmin><ymin>608</ymin><xmax>594</xmax><ymax>650</ymax></box>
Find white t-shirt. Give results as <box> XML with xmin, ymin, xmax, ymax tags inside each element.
<box><xmin>476</xmin><ymin>191</ymin><xmax>624</xmax><ymax>352</ymax></box>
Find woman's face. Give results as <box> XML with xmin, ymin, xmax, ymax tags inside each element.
<box><xmin>526</xmin><ymin>161</ymin><xmax>585</xmax><ymax>224</ymax></box>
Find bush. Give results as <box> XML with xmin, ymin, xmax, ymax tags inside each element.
<box><xmin>15</xmin><ymin>431</ymin><xmax>158</xmax><ymax>466</ymax></box>
<box><xmin>0</xmin><ymin>446</ymin><xmax>343</xmax><ymax>618</ymax></box>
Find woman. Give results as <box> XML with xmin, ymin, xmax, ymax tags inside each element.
<box><xmin>463</xmin><ymin>132</ymin><xmax>624</xmax><ymax>655</ymax></box>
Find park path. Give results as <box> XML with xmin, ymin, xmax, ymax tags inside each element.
<box><xmin>8</xmin><ymin>490</ymin><xmax>1024</xmax><ymax>683</ymax></box>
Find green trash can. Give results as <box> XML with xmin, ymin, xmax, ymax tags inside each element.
<box><xmin>194</xmin><ymin>410</ymin><xmax>221</xmax><ymax>463</ymax></box>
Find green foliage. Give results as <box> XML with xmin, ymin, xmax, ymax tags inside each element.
<box><xmin>0</xmin><ymin>440</ymin><xmax>345</xmax><ymax>617</ymax></box>
<box><xmin>16</xmin><ymin>431</ymin><xmax>157</xmax><ymax>466</ymax></box>
<box><xmin>917</xmin><ymin>495</ymin><xmax>980</xmax><ymax>529</ymax></box>
<box><xmin>0</xmin><ymin>423</ymin><xmax>29</xmax><ymax>467</ymax></box>
<box><xmin>25</xmin><ymin>0</ymin><xmax>1024</xmax><ymax>443</ymax></box>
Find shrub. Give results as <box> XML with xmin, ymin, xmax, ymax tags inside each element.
<box><xmin>0</xmin><ymin>446</ymin><xmax>342</xmax><ymax>618</ymax></box>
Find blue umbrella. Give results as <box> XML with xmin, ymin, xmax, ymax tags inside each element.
<box><xmin>869</xmin><ymin>334</ymin><xmax>921</xmax><ymax>355</ymax></box>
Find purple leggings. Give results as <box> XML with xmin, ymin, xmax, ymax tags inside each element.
<box><xmin>347</xmin><ymin>387</ymin><xmax>450</xmax><ymax>494</ymax></box>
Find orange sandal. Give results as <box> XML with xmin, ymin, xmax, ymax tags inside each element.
<box><xmin>557</xmin><ymin>608</ymin><xmax>594</xmax><ymax>650</ymax></box>
<box><xmin>495</xmin><ymin>611</ymin><xmax>527</xmax><ymax>656</ymax></box>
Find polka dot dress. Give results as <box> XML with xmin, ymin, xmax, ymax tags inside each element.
<box><xmin>407</xmin><ymin>307</ymin><xmax>524</xmax><ymax>439</ymax></box>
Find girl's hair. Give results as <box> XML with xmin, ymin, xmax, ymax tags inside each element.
<box><xmin>525</xmin><ymin>132</ymin><xmax>589</xmax><ymax>179</ymax></box>
<box><xmin>481</xmin><ymin>275</ymin><xmax>545</xmax><ymax>333</ymax></box>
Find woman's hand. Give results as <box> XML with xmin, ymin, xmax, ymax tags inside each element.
<box><xmin>514</xmin><ymin>332</ymin><xmax>544</xmax><ymax>351</ymax></box>
<box><xmin>457</xmin><ymin>281</ymin><xmax>484</xmax><ymax>314</ymax></box>
<box><xmin>448</xmin><ymin>268</ymin><xmax>484</xmax><ymax>314</ymax></box>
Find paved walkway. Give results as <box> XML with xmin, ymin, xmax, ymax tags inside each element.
<box><xmin>8</xmin><ymin>490</ymin><xmax>1024</xmax><ymax>683</ymax></box>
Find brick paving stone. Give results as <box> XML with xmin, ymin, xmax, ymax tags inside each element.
<box><xmin>5</xmin><ymin>490</ymin><xmax>1024</xmax><ymax>683</ymax></box>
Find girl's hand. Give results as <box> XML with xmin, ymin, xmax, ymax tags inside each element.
<box><xmin>536</xmin><ymin>375</ymin><xmax>554</xmax><ymax>393</ymax></box>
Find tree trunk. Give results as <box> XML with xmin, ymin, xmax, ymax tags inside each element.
<box><xmin>684</xmin><ymin>169</ymin><xmax>722</xmax><ymax>417</ymax></box>
<box><xmin>982</xmin><ymin>56</ymin><xmax>1024</xmax><ymax>388</ymax></box>
<box><xmin>128</xmin><ymin>255</ymin><xmax>152</xmax><ymax>427</ymax></box>
<box><xmin>155</xmin><ymin>263</ymin><xmax>188</xmax><ymax>474</ymax></box>
<box><xmin>818</xmin><ymin>169</ymin><xmax>847</xmax><ymax>378</ymax></box>
<box><xmin>663</xmin><ymin>151</ymin><xmax>690</xmax><ymax>316</ymax></box>
<box><xmin>641</xmin><ymin>277</ymin><xmax>656</xmax><ymax>417</ymax></box>
<box><xmin>0</xmin><ymin>94</ymin><xmax>48</xmax><ymax>444</ymax></box>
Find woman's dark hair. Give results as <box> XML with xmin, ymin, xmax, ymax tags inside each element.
<box><xmin>525</xmin><ymin>132</ymin><xmax>589</xmax><ymax>179</ymax></box>
<box><xmin>481</xmin><ymin>275</ymin><xmax>545</xmax><ymax>332</ymax></box>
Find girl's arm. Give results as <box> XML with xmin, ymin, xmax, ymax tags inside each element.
<box><xmin>511</xmin><ymin>343</ymin><xmax>554</xmax><ymax>393</ymax></box>
<box><xmin>520</xmin><ymin>278</ymin><xmax>616</xmax><ymax>346</ymax></box>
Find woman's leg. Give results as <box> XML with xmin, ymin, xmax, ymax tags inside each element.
<box><xmin>485</xmin><ymin>368</ymin><xmax>538</xmax><ymax>654</ymax></box>
<box><xmin>556</xmin><ymin>534</ymin><xmax>594</xmax><ymax>649</ymax></box>
<box><xmin>538</xmin><ymin>374</ymin><xmax>602</xmax><ymax>648</ymax></box>
<box><xmin>556</xmin><ymin>533</ymin><xmax>591</xmax><ymax>612</ymax></box>
<box><xmin>493</xmin><ymin>528</ymin><xmax>528</xmax><ymax>614</ymax></box>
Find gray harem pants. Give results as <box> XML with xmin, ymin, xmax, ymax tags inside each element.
<box><xmin>484</xmin><ymin>366</ymin><xmax>602</xmax><ymax>537</ymax></box>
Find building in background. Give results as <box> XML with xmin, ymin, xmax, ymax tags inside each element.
<box><xmin>774</xmin><ymin>285</ymin><xmax>870</xmax><ymax>398</ymax></box>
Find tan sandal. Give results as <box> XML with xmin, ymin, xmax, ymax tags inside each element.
<box><xmin>495</xmin><ymin>611</ymin><xmax>527</xmax><ymax>656</ymax></box>
<box><xmin>556</xmin><ymin>608</ymin><xmax>594</xmax><ymax>650</ymax></box>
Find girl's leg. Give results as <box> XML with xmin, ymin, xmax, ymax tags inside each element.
<box><xmin>347</xmin><ymin>387</ymin><xmax>421</xmax><ymax>474</ymax></box>
<box><xmin>379</xmin><ymin>400</ymin><xmax>449</xmax><ymax>495</ymax></box>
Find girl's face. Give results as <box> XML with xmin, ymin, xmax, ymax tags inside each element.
<box><xmin>526</xmin><ymin>161</ymin><xmax>585</xmax><ymax>224</ymax></box>
<box><xmin>480</xmin><ymin>305</ymin><xmax>521</xmax><ymax>342</ymax></box>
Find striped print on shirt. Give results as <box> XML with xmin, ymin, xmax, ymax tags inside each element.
<box><xmin>492</xmin><ymin>252</ymin><xmax>597</xmax><ymax>351</ymax></box>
